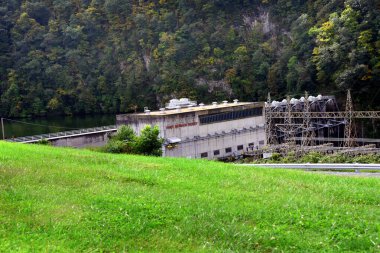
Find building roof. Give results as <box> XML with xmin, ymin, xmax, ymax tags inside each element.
<box><xmin>135</xmin><ymin>102</ymin><xmax>263</xmax><ymax>116</ymax></box>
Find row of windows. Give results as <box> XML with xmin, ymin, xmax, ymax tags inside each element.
<box><xmin>200</xmin><ymin>145</ymin><xmax>244</xmax><ymax>158</ymax></box>
<box><xmin>200</xmin><ymin>141</ymin><xmax>265</xmax><ymax>158</ymax></box>
<box><xmin>199</xmin><ymin>108</ymin><xmax>263</xmax><ymax>125</ymax></box>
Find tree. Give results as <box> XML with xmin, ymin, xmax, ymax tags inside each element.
<box><xmin>286</xmin><ymin>56</ymin><xmax>298</xmax><ymax>92</ymax></box>
<box><xmin>134</xmin><ymin>125</ymin><xmax>163</xmax><ymax>156</ymax></box>
<box><xmin>309</xmin><ymin>1</ymin><xmax>380</xmax><ymax>109</ymax></box>
<box><xmin>1</xmin><ymin>70</ymin><xmax>22</xmax><ymax>117</ymax></box>
<box><xmin>0</xmin><ymin>0</ymin><xmax>379</xmax><ymax>119</ymax></box>
<box><xmin>104</xmin><ymin>125</ymin><xmax>136</xmax><ymax>154</ymax></box>
<box><xmin>112</xmin><ymin>125</ymin><xmax>136</xmax><ymax>142</ymax></box>
<box><xmin>104</xmin><ymin>125</ymin><xmax>163</xmax><ymax>156</ymax></box>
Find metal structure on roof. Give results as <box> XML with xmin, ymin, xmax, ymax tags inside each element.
<box><xmin>165</xmin><ymin>98</ymin><xmax>197</xmax><ymax>110</ymax></box>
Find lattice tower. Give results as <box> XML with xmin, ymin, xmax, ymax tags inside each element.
<box><xmin>284</xmin><ymin>96</ymin><xmax>295</xmax><ymax>144</ymax></box>
<box><xmin>264</xmin><ymin>93</ymin><xmax>277</xmax><ymax>145</ymax></box>
<box><xmin>344</xmin><ymin>90</ymin><xmax>356</xmax><ymax>147</ymax></box>
<box><xmin>301</xmin><ymin>91</ymin><xmax>312</xmax><ymax>147</ymax></box>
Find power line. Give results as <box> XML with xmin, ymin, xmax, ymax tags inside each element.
<box><xmin>2</xmin><ymin>118</ymin><xmax>80</xmax><ymax>130</ymax></box>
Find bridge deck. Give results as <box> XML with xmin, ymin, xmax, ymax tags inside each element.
<box><xmin>7</xmin><ymin>125</ymin><xmax>118</xmax><ymax>143</ymax></box>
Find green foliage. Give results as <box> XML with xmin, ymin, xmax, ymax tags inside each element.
<box><xmin>281</xmin><ymin>151</ymin><xmax>297</xmax><ymax>163</ymax></box>
<box><xmin>0</xmin><ymin>0</ymin><xmax>379</xmax><ymax>119</ymax></box>
<box><xmin>299</xmin><ymin>152</ymin><xmax>323</xmax><ymax>163</ymax></box>
<box><xmin>36</xmin><ymin>138</ymin><xmax>50</xmax><ymax>145</ymax></box>
<box><xmin>270</xmin><ymin>152</ymin><xmax>281</xmax><ymax>162</ymax></box>
<box><xmin>255</xmin><ymin>151</ymin><xmax>380</xmax><ymax>164</ymax></box>
<box><xmin>103</xmin><ymin>140</ymin><xmax>129</xmax><ymax>154</ymax></box>
<box><xmin>134</xmin><ymin>125</ymin><xmax>163</xmax><ymax>156</ymax></box>
<box><xmin>104</xmin><ymin>125</ymin><xmax>137</xmax><ymax>154</ymax></box>
<box><xmin>352</xmin><ymin>154</ymin><xmax>380</xmax><ymax>164</ymax></box>
<box><xmin>319</xmin><ymin>154</ymin><xmax>349</xmax><ymax>163</ymax></box>
<box><xmin>309</xmin><ymin>1</ymin><xmax>380</xmax><ymax>103</ymax></box>
<box><xmin>104</xmin><ymin>125</ymin><xmax>163</xmax><ymax>156</ymax></box>
<box><xmin>112</xmin><ymin>125</ymin><xmax>136</xmax><ymax>142</ymax></box>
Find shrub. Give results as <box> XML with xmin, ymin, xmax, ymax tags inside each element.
<box><xmin>36</xmin><ymin>139</ymin><xmax>50</xmax><ymax>145</ymax></box>
<box><xmin>319</xmin><ymin>154</ymin><xmax>349</xmax><ymax>163</ymax></box>
<box><xmin>249</xmin><ymin>151</ymin><xmax>380</xmax><ymax>164</ymax></box>
<box><xmin>300</xmin><ymin>152</ymin><xmax>322</xmax><ymax>163</ymax></box>
<box><xmin>282</xmin><ymin>151</ymin><xmax>296</xmax><ymax>163</ymax></box>
<box><xmin>111</xmin><ymin>125</ymin><xmax>136</xmax><ymax>142</ymax></box>
<box><xmin>103</xmin><ymin>125</ymin><xmax>163</xmax><ymax>156</ymax></box>
<box><xmin>352</xmin><ymin>154</ymin><xmax>380</xmax><ymax>164</ymax></box>
<box><xmin>103</xmin><ymin>140</ymin><xmax>128</xmax><ymax>154</ymax></box>
<box><xmin>134</xmin><ymin>125</ymin><xmax>164</xmax><ymax>156</ymax></box>
<box><xmin>270</xmin><ymin>152</ymin><xmax>282</xmax><ymax>162</ymax></box>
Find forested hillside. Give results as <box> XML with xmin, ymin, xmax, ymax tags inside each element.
<box><xmin>0</xmin><ymin>0</ymin><xmax>379</xmax><ymax>117</ymax></box>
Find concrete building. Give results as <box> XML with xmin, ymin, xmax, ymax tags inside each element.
<box><xmin>116</xmin><ymin>99</ymin><xmax>265</xmax><ymax>159</ymax></box>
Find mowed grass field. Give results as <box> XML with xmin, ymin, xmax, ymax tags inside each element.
<box><xmin>0</xmin><ymin>142</ymin><xmax>379</xmax><ymax>252</ymax></box>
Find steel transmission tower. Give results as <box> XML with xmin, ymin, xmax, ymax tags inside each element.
<box><xmin>344</xmin><ymin>90</ymin><xmax>356</xmax><ymax>147</ymax></box>
<box><xmin>302</xmin><ymin>91</ymin><xmax>313</xmax><ymax>147</ymax></box>
<box><xmin>284</xmin><ymin>96</ymin><xmax>295</xmax><ymax>144</ymax></box>
<box><xmin>264</xmin><ymin>93</ymin><xmax>276</xmax><ymax>145</ymax></box>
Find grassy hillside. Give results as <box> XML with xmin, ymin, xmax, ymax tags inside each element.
<box><xmin>0</xmin><ymin>141</ymin><xmax>379</xmax><ymax>252</ymax></box>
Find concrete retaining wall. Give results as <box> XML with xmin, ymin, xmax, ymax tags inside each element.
<box><xmin>49</xmin><ymin>131</ymin><xmax>115</xmax><ymax>148</ymax></box>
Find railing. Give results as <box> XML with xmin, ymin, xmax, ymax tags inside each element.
<box><xmin>180</xmin><ymin>125</ymin><xmax>265</xmax><ymax>144</ymax></box>
<box><xmin>293</xmin><ymin>137</ymin><xmax>380</xmax><ymax>143</ymax></box>
<box><xmin>239</xmin><ymin>163</ymin><xmax>380</xmax><ymax>173</ymax></box>
<box><xmin>268</xmin><ymin>111</ymin><xmax>380</xmax><ymax>119</ymax></box>
<box><xmin>7</xmin><ymin>125</ymin><xmax>118</xmax><ymax>143</ymax></box>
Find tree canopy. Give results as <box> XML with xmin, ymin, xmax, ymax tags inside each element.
<box><xmin>0</xmin><ymin>0</ymin><xmax>379</xmax><ymax>117</ymax></box>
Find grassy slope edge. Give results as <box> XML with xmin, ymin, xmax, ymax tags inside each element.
<box><xmin>0</xmin><ymin>141</ymin><xmax>379</xmax><ymax>252</ymax></box>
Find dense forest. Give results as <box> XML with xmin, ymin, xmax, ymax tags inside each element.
<box><xmin>0</xmin><ymin>0</ymin><xmax>379</xmax><ymax>117</ymax></box>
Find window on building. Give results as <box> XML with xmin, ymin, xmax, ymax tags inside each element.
<box><xmin>199</xmin><ymin>107</ymin><xmax>263</xmax><ymax>125</ymax></box>
<box><xmin>237</xmin><ymin>145</ymin><xmax>244</xmax><ymax>151</ymax></box>
<box><xmin>214</xmin><ymin>150</ymin><xmax>220</xmax><ymax>156</ymax></box>
<box><xmin>259</xmin><ymin>140</ymin><xmax>265</xmax><ymax>145</ymax></box>
<box><xmin>248</xmin><ymin>142</ymin><xmax>254</xmax><ymax>147</ymax></box>
<box><xmin>201</xmin><ymin>152</ymin><xmax>208</xmax><ymax>158</ymax></box>
<box><xmin>225</xmin><ymin>147</ymin><xmax>232</xmax><ymax>153</ymax></box>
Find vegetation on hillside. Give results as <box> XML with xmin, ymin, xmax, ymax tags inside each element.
<box><xmin>0</xmin><ymin>0</ymin><xmax>379</xmax><ymax>118</ymax></box>
<box><xmin>0</xmin><ymin>142</ymin><xmax>379</xmax><ymax>251</ymax></box>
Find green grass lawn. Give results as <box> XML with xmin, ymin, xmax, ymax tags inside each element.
<box><xmin>0</xmin><ymin>141</ymin><xmax>379</xmax><ymax>252</ymax></box>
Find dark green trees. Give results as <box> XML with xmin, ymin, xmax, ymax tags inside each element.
<box><xmin>0</xmin><ymin>0</ymin><xmax>379</xmax><ymax>118</ymax></box>
<box><xmin>309</xmin><ymin>1</ymin><xmax>380</xmax><ymax>108</ymax></box>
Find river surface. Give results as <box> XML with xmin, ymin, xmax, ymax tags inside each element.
<box><xmin>1</xmin><ymin>114</ymin><xmax>116</xmax><ymax>139</ymax></box>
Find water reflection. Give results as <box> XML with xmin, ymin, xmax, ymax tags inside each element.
<box><xmin>1</xmin><ymin>114</ymin><xmax>116</xmax><ymax>139</ymax></box>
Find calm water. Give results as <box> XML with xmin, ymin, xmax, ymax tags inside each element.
<box><xmin>1</xmin><ymin>114</ymin><xmax>116</xmax><ymax>139</ymax></box>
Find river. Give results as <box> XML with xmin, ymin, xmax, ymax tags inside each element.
<box><xmin>1</xmin><ymin>114</ymin><xmax>116</xmax><ymax>139</ymax></box>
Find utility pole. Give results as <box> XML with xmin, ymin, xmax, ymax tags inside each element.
<box><xmin>1</xmin><ymin>117</ymin><xmax>5</xmax><ymax>140</ymax></box>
